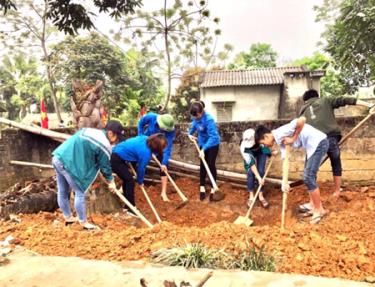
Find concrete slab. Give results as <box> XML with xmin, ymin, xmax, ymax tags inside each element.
<box><xmin>0</xmin><ymin>248</ymin><xmax>371</xmax><ymax>287</ymax></box>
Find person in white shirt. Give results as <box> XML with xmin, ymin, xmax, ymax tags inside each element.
<box><xmin>254</xmin><ymin>117</ymin><xmax>329</xmax><ymax>224</ymax></box>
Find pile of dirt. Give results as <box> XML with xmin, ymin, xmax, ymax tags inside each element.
<box><xmin>1</xmin><ymin>177</ymin><xmax>375</xmax><ymax>281</ymax></box>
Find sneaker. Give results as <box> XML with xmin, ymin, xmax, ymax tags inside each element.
<box><xmin>64</xmin><ymin>216</ymin><xmax>78</xmax><ymax>226</ymax></box>
<box><xmin>81</xmin><ymin>222</ymin><xmax>100</xmax><ymax>230</ymax></box>
<box><xmin>200</xmin><ymin>192</ymin><xmax>206</xmax><ymax>201</ymax></box>
<box><xmin>298</xmin><ymin>203</ymin><xmax>313</xmax><ymax>213</ymax></box>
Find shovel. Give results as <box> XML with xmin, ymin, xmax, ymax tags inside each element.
<box><xmin>127</xmin><ymin>163</ymin><xmax>162</xmax><ymax>224</ymax></box>
<box><xmin>290</xmin><ymin>111</ymin><xmax>374</xmax><ymax>187</ymax></box>
<box><xmin>189</xmin><ymin>136</ymin><xmax>220</xmax><ymax>190</ymax></box>
<box><xmin>234</xmin><ymin>156</ymin><xmax>274</xmax><ymax>226</ymax></box>
<box><xmin>281</xmin><ymin>145</ymin><xmax>291</xmax><ymax>230</ymax></box>
<box><xmin>151</xmin><ymin>154</ymin><xmax>189</xmax><ymax>209</ymax></box>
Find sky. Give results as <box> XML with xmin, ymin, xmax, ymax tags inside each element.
<box><xmin>128</xmin><ymin>0</ymin><xmax>327</xmax><ymax>64</ymax></box>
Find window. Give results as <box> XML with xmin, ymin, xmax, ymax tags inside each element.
<box><xmin>213</xmin><ymin>101</ymin><xmax>234</xmax><ymax>122</ymax></box>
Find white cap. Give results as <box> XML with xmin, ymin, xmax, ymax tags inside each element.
<box><xmin>242</xmin><ymin>129</ymin><xmax>255</xmax><ymax>148</ymax></box>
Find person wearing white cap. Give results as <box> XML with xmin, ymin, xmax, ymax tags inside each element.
<box><xmin>240</xmin><ymin>128</ymin><xmax>272</xmax><ymax>208</ymax></box>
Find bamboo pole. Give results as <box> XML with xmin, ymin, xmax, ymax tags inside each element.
<box><xmin>168</xmin><ymin>159</ymin><xmax>286</xmax><ymax>185</ymax></box>
<box><xmin>9</xmin><ymin>160</ymin><xmax>159</xmax><ymax>184</ymax></box>
<box><xmin>0</xmin><ymin>117</ymin><xmax>70</xmax><ymax>141</ymax></box>
<box><xmin>10</xmin><ymin>160</ymin><xmax>53</xmax><ymax>169</ymax></box>
<box><xmin>151</xmin><ymin>154</ymin><xmax>188</xmax><ymax>202</ymax></box>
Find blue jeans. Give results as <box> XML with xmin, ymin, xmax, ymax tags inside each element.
<box><xmin>246</xmin><ymin>152</ymin><xmax>267</xmax><ymax>192</ymax></box>
<box><xmin>52</xmin><ymin>157</ymin><xmax>87</xmax><ymax>222</ymax></box>
<box><xmin>303</xmin><ymin>138</ymin><xmax>329</xmax><ymax>191</ymax></box>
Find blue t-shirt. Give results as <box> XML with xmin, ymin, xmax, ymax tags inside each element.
<box><xmin>188</xmin><ymin>112</ymin><xmax>220</xmax><ymax>150</ymax></box>
<box><xmin>138</xmin><ymin>112</ymin><xmax>175</xmax><ymax>165</ymax></box>
<box><xmin>112</xmin><ymin>135</ymin><xmax>151</xmax><ymax>184</ymax></box>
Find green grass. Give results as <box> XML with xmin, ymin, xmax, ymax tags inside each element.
<box><xmin>151</xmin><ymin>243</ymin><xmax>276</xmax><ymax>272</ymax></box>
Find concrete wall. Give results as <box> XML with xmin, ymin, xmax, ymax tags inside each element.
<box><xmin>172</xmin><ymin>116</ymin><xmax>375</xmax><ymax>185</ymax></box>
<box><xmin>201</xmin><ymin>86</ymin><xmax>280</xmax><ymax>122</ymax></box>
<box><xmin>0</xmin><ymin>129</ymin><xmax>60</xmax><ymax>190</ymax></box>
<box><xmin>1</xmin><ymin>115</ymin><xmax>374</xmax><ymax>191</ymax></box>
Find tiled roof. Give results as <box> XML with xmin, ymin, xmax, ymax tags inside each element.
<box><xmin>201</xmin><ymin>67</ymin><xmax>312</xmax><ymax>88</ymax></box>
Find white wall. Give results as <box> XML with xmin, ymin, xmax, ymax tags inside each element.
<box><xmin>201</xmin><ymin>85</ymin><xmax>280</xmax><ymax>121</ymax></box>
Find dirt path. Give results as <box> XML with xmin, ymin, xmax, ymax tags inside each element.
<box><xmin>1</xmin><ymin>178</ymin><xmax>375</xmax><ymax>281</ymax></box>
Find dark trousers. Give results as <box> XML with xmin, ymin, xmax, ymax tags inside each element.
<box><xmin>327</xmin><ymin>135</ymin><xmax>342</xmax><ymax>176</ymax></box>
<box><xmin>200</xmin><ymin>144</ymin><xmax>219</xmax><ymax>187</ymax></box>
<box><xmin>110</xmin><ymin>153</ymin><xmax>135</xmax><ymax>207</ymax></box>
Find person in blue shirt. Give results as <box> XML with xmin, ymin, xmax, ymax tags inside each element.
<box><xmin>138</xmin><ymin>113</ymin><xmax>175</xmax><ymax>202</ymax></box>
<box><xmin>240</xmin><ymin>129</ymin><xmax>272</xmax><ymax>209</ymax></box>
<box><xmin>52</xmin><ymin>120</ymin><xmax>124</xmax><ymax>230</ymax></box>
<box><xmin>255</xmin><ymin>117</ymin><xmax>329</xmax><ymax>224</ymax></box>
<box><xmin>111</xmin><ymin>133</ymin><xmax>167</xmax><ymax>216</ymax></box>
<box><xmin>188</xmin><ymin>101</ymin><xmax>221</xmax><ymax>201</ymax></box>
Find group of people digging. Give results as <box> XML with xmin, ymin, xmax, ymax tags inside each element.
<box><xmin>52</xmin><ymin>89</ymin><xmax>374</xmax><ymax>229</ymax></box>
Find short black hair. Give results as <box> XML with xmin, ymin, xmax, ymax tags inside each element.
<box><xmin>255</xmin><ymin>125</ymin><xmax>271</xmax><ymax>143</ymax></box>
<box><xmin>302</xmin><ymin>89</ymin><xmax>319</xmax><ymax>102</ymax></box>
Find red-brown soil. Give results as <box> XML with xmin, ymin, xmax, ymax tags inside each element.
<box><xmin>1</xmin><ymin>178</ymin><xmax>375</xmax><ymax>281</ymax></box>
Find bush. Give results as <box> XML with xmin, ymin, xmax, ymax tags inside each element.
<box><xmin>234</xmin><ymin>247</ymin><xmax>276</xmax><ymax>272</ymax></box>
<box><xmin>151</xmin><ymin>243</ymin><xmax>276</xmax><ymax>272</ymax></box>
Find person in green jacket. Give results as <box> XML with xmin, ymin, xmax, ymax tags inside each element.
<box><xmin>299</xmin><ymin>89</ymin><xmax>374</xmax><ymax>198</ymax></box>
<box><xmin>52</xmin><ymin>120</ymin><xmax>125</xmax><ymax>230</ymax></box>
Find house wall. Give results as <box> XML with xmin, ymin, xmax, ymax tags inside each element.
<box><xmin>201</xmin><ymin>86</ymin><xmax>280</xmax><ymax>122</ymax></box>
<box><xmin>281</xmin><ymin>74</ymin><xmax>322</xmax><ymax>119</ymax></box>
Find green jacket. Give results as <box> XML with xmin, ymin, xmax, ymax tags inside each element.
<box><xmin>298</xmin><ymin>96</ymin><xmax>357</xmax><ymax>136</ymax></box>
<box><xmin>52</xmin><ymin>128</ymin><xmax>113</xmax><ymax>192</ymax></box>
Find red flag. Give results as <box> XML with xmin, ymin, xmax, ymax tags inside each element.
<box><xmin>40</xmin><ymin>98</ymin><xmax>49</xmax><ymax>129</ymax></box>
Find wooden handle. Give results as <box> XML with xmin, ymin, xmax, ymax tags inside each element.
<box><xmin>126</xmin><ymin>162</ymin><xmax>162</xmax><ymax>224</ymax></box>
<box><xmin>191</xmin><ymin>139</ymin><xmax>219</xmax><ymax>191</ymax></box>
<box><xmin>139</xmin><ymin>184</ymin><xmax>162</xmax><ymax>224</ymax></box>
<box><xmin>152</xmin><ymin>155</ymin><xmax>188</xmax><ymax>202</ymax></box>
<box><xmin>245</xmin><ymin>156</ymin><xmax>274</xmax><ymax>218</ymax></box>
<box><xmin>114</xmin><ymin>188</ymin><xmax>154</xmax><ymax>228</ymax></box>
<box><xmin>281</xmin><ymin>145</ymin><xmax>290</xmax><ymax>230</ymax></box>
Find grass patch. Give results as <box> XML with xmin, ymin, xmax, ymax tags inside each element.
<box><xmin>151</xmin><ymin>243</ymin><xmax>276</xmax><ymax>272</ymax></box>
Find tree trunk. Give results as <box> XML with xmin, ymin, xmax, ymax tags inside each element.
<box><xmin>41</xmin><ymin>0</ymin><xmax>62</xmax><ymax>123</ymax></box>
<box><xmin>162</xmin><ymin>0</ymin><xmax>172</xmax><ymax>112</ymax></box>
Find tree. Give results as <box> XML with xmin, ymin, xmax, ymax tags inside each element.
<box><xmin>315</xmin><ymin>0</ymin><xmax>375</xmax><ymax>93</ymax></box>
<box><xmin>0</xmin><ymin>53</ymin><xmax>45</xmax><ymax>120</ymax></box>
<box><xmin>290</xmin><ymin>52</ymin><xmax>345</xmax><ymax>97</ymax></box>
<box><xmin>0</xmin><ymin>0</ymin><xmax>142</xmax><ymax>35</ymax></box>
<box><xmin>1</xmin><ymin>0</ymin><xmax>64</xmax><ymax>122</ymax></box>
<box><xmin>229</xmin><ymin>43</ymin><xmax>278</xmax><ymax>69</ymax></box>
<box><xmin>171</xmin><ymin>67</ymin><xmax>204</xmax><ymax>123</ymax></box>
<box><xmin>51</xmin><ymin>32</ymin><xmax>163</xmax><ymax>122</ymax></box>
<box><xmin>118</xmin><ymin>0</ymin><xmax>228</xmax><ymax>110</ymax></box>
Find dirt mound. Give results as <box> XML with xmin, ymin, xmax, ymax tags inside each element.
<box><xmin>1</xmin><ymin>178</ymin><xmax>375</xmax><ymax>281</ymax></box>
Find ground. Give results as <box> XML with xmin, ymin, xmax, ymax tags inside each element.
<box><xmin>1</xmin><ymin>177</ymin><xmax>375</xmax><ymax>282</ymax></box>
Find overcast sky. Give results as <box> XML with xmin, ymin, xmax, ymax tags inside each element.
<box><xmin>131</xmin><ymin>0</ymin><xmax>326</xmax><ymax>64</ymax></box>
